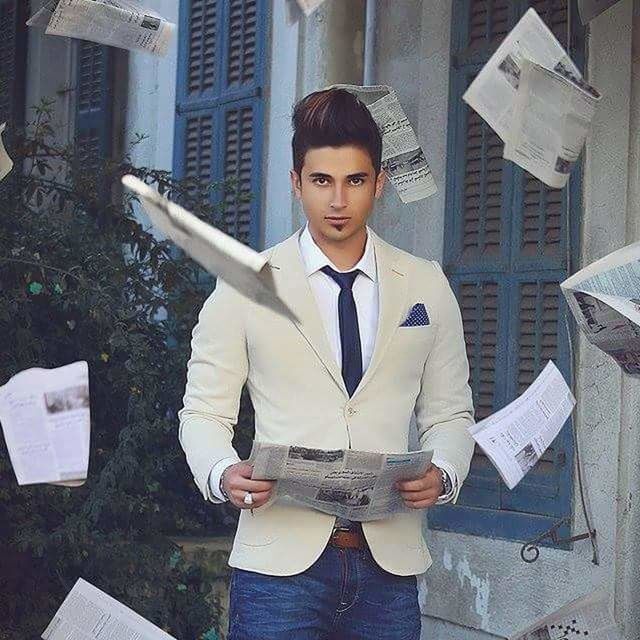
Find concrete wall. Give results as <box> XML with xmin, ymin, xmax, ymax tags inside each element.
<box><xmin>367</xmin><ymin>1</ymin><xmax>640</xmax><ymax>638</ymax></box>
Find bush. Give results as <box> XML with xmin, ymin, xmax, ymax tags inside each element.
<box><xmin>0</xmin><ymin>100</ymin><xmax>253</xmax><ymax>639</ymax></box>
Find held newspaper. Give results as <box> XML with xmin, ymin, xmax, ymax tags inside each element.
<box><xmin>249</xmin><ymin>442</ymin><xmax>433</xmax><ymax>521</ymax></box>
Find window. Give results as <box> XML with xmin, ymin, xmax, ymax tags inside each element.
<box><xmin>74</xmin><ymin>42</ymin><xmax>114</xmax><ymax>161</ymax></box>
<box><xmin>173</xmin><ymin>0</ymin><xmax>267</xmax><ymax>249</ymax></box>
<box><xmin>428</xmin><ymin>0</ymin><xmax>585</xmax><ymax>545</ymax></box>
<box><xmin>0</xmin><ymin>0</ymin><xmax>27</xmax><ymax>174</ymax></box>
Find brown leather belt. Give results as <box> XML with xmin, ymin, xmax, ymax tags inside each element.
<box><xmin>328</xmin><ymin>527</ymin><xmax>367</xmax><ymax>550</ymax></box>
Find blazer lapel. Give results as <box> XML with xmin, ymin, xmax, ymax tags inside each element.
<box><xmin>268</xmin><ymin>230</ymin><xmax>348</xmax><ymax>396</ymax></box>
<box><xmin>351</xmin><ymin>229</ymin><xmax>408</xmax><ymax>399</ymax></box>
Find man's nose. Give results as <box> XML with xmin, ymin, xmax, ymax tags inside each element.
<box><xmin>330</xmin><ymin>184</ymin><xmax>347</xmax><ymax>209</ymax></box>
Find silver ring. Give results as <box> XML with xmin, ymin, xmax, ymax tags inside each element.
<box><xmin>243</xmin><ymin>492</ymin><xmax>254</xmax><ymax>506</ymax></box>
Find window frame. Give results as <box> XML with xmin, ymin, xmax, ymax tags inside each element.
<box><xmin>427</xmin><ymin>0</ymin><xmax>585</xmax><ymax>547</ymax></box>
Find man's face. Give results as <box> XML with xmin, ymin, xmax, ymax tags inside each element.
<box><xmin>290</xmin><ymin>145</ymin><xmax>385</xmax><ymax>245</ymax></box>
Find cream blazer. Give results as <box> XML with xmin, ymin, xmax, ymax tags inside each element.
<box><xmin>178</xmin><ymin>227</ymin><xmax>475</xmax><ymax>576</ymax></box>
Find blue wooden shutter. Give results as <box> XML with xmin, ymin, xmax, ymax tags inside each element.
<box><xmin>429</xmin><ymin>0</ymin><xmax>583</xmax><ymax>544</ymax></box>
<box><xmin>75</xmin><ymin>41</ymin><xmax>114</xmax><ymax>161</ymax></box>
<box><xmin>174</xmin><ymin>0</ymin><xmax>266</xmax><ymax>249</ymax></box>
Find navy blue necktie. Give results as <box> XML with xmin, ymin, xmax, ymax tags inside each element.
<box><xmin>321</xmin><ymin>266</ymin><xmax>363</xmax><ymax>397</ymax></box>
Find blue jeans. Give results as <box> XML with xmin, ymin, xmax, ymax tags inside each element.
<box><xmin>227</xmin><ymin>545</ymin><xmax>421</xmax><ymax>639</ymax></box>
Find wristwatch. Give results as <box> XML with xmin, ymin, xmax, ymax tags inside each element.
<box><xmin>439</xmin><ymin>467</ymin><xmax>453</xmax><ymax>497</ymax></box>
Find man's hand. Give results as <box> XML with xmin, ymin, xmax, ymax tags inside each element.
<box><xmin>396</xmin><ymin>464</ymin><xmax>443</xmax><ymax>510</ymax></box>
<box><xmin>222</xmin><ymin>462</ymin><xmax>276</xmax><ymax>509</ymax></box>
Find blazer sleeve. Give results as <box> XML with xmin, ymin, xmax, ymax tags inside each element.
<box><xmin>414</xmin><ymin>262</ymin><xmax>476</xmax><ymax>504</ymax></box>
<box><xmin>178</xmin><ymin>279</ymin><xmax>248</xmax><ymax>501</ymax></box>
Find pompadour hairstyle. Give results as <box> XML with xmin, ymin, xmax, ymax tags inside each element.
<box><xmin>291</xmin><ymin>88</ymin><xmax>382</xmax><ymax>176</ymax></box>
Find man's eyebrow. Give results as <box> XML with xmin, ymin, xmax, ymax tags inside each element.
<box><xmin>307</xmin><ymin>171</ymin><xmax>370</xmax><ymax>179</ymax></box>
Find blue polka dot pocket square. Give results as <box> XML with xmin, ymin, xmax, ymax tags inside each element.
<box><xmin>399</xmin><ymin>303</ymin><xmax>430</xmax><ymax>327</ymax></box>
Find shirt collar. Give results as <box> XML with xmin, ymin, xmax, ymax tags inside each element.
<box><xmin>299</xmin><ymin>223</ymin><xmax>377</xmax><ymax>282</ymax></box>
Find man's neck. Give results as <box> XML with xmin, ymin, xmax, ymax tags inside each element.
<box><xmin>308</xmin><ymin>225</ymin><xmax>367</xmax><ymax>271</ymax></box>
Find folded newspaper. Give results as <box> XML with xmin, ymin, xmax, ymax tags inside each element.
<box><xmin>561</xmin><ymin>241</ymin><xmax>640</xmax><ymax>377</ymax></box>
<box><xmin>0</xmin><ymin>361</ymin><xmax>90</xmax><ymax>486</ymax></box>
<box><xmin>122</xmin><ymin>175</ymin><xmax>297</xmax><ymax>322</ymax></box>
<box><xmin>42</xmin><ymin>578</ymin><xmax>177</xmax><ymax>640</ymax></box>
<box><xmin>37</xmin><ymin>0</ymin><xmax>175</xmax><ymax>57</ymax></box>
<box><xmin>509</xmin><ymin>590</ymin><xmax>620</xmax><ymax>640</ymax></box>
<box><xmin>469</xmin><ymin>361</ymin><xmax>575</xmax><ymax>490</ymax></box>
<box><xmin>0</xmin><ymin>122</ymin><xmax>14</xmax><ymax>182</ymax></box>
<box><xmin>249</xmin><ymin>442</ymin><xmax>433</xmax><ymax>521</ymax></box>
<box><xmin>331</xmin><ymin>84</ymin><xmax>437</xmax><ymax>203</ymax></box>
<box><xmin>464</xmin><ymin>8</ymin><xmax>600</xmax><ymax>189</ymax></box>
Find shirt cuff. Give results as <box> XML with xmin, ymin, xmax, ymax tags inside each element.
<box><xmin>431</xmin><ymin>457</ymin><xmax>459</xmax><ymax>505</ymax></box>
<box><xmin>207</xmin><ymin>457</ymin><xmax>239</xmax><ymax>503</ymax></box>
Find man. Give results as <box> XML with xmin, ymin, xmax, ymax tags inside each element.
<box><xmin>179</xmin><ymin>88</ymin><xmax>475</xmax><ymax>639</ymax></box>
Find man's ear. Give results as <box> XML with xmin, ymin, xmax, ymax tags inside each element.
<box><xmin>374</xmin><ymin>169</ymin><xmax>386</xmax><ymax>199</ymax></box>
<box><xmin>290</xmin><ymin>170</ymin><xmax>302</xmax><ymax>200</ymax></box>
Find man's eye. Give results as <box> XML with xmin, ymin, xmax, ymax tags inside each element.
<box><xmin>350</xmin><ymin>177</ymin><xmax>364</xmax><ymax>185</ymax></box>
<box><xmin>313</xmin><ymin>178</ymin><xmax>328</xmax><ymax>185</ymax></box>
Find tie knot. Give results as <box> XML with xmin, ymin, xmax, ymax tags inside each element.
<box><xmin>321</xmin><ymin>265</ymin><xmax>359</xmax><ymax>290</ymax></box>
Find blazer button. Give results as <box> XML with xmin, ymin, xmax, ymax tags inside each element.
<box><xmin>346</xmin><ymin>407</ymin><xmax>357</xmax><ymax>416</ymax></box>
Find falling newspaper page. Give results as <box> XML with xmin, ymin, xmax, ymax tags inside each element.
<box><xmin>469</xmin><ymin>361</ymin><xmax>575</xmax><ymax>490</ymax></box>
<box><xmin>45</xmin><ymin>0</ymin><xmax>175</xmax><ymax>57</ymax></box>
<box><xmin>0</xmin><ymin>122</ymin><xmax>14</xmax><ymax>182</ymax></box>
<box><xmin>561</xmin><ymin>240</ymin><xmax>640</xmax><ymax>377</ymax></box>
<box><xmin>27</xmin><ymin>1</ymin><xmax>60</xmax><ymax>29</ymax></box>
<box><xmin>42</xmin><ymin>578</ymin><xmax>177</xmax><ymax>640</ymax></box>
<box><xmin>504</xmin><ymin>58</ymin><xmax>600</xmax><ymax>188</ymax></box>
<box><xmin>122</xmin><ymin>175</ymin><xmax>297</xmax><ymax>322</ymax></box>
<box><xmin>249</xmin><ymin>442</ymin><xmax>432</xmax><ymax>521</ymax></box>
<box><xmin>296</xmin><ymin>0</ymin><xmax>326</xmax><ymax>16</ymax></box>
<box><xmin>0</xmin><ymin>361</ymin><xmax>90</xmax><ymax>486</ymax></box>
<box><xmin>578</xmin><ymin>0</ymin><xmax>623</xmax><ymax>24</ymax></box>
<box><xmin>510</xmin><ymin>590</ymin><xmax>620</xmax><ymax>640</ymax></box>
<box><xmin>463</xmin><ymin>8</ymin><xmax>582</xmax><ymax>143</ymax></box>
<box><xmin>331</xmin><ymin>83</ymin><xmax>437</xmax><ymax>203</ymax></box>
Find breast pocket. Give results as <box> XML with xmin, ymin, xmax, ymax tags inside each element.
<box><xmin>388</xmin><ymin>324</ymin><xmax>438</xmax><ymax>379</ymax></box>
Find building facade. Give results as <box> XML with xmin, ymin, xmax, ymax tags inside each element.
<box><xmin>6</xmin><ymin>0</ymin><xmax>640</xmax><ymax>637</ymax></box>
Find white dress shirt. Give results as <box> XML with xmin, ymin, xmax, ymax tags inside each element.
<box><xmin>208</xmin><ymin>224</ymin><xmax>458</xmax><ymax>503</ymax></box>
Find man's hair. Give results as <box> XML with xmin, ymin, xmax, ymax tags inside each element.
<box><xmin>291</xmin><ymin>88</ymin><xmax>382</xmax><ymax>177</ymax></box>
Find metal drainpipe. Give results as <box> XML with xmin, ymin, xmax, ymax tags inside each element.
<box><xmin>363</xmin><ymin>0</ymin><xmax>376</xmax><ymax>85</ymax></box>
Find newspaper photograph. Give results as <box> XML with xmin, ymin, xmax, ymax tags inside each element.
<box><xmin>504</xmin><ymin>58</ymin><xmax>600</xmax><ymax>188</ymax></box>
<box><xmin>249</xmin><ymin>442</ymin><xmax>433</xmax><ymax>521</ymax></box>
<box><xmin>42</xmin><ymin>578</ymin><xmax>177</xmax><ymax>640</ymax></box>
<box><xmin>578</xmin><ymin>0</ymin><xmax>623</xmax><ymax>24</ymax></box>
<box><xmin>469</xmin><ymin>361</ymin><xmax>575</xmax><ymax>490</ymax></box>
<box><xmin>0</xmin><ymin>361</ymin><xmax>90</xmax><ymax>486</ymax></box>
<box><xmin>510</xmin><ymin>590</ymin><xmax>620</xmax><ymax>640</ymax></box>
<box><xmin>122</xmin><ymin>175</ymin><xmax>298</xmax><ymax>322</ymax></box>
<box><xmin>331</xmin><ymin>83</ymin><xmax>437</xmax><ymax>203</ymax></box>
<box><xmin>561</xmin><ymin>240</ymin><xmax>640</xmax><ymax>377</ymax></box>
<box><xmin>44</xmin><ymin>0</ymin><xmax>175</xmax><ymax>57</ymax></box>
<box><xmin>0</xmin><ymin>122</ymin><xmax>14</xmax><ymax>182</ymax></box>
<box><xmin>296</xmin><ymin>0</ymin><xmax>326</xmax><ymax>16</ymax></box>
<box><xmin>463</xmin><ymin>8</ymin><xmax>582</xmax><ymax>143</ymax></box>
